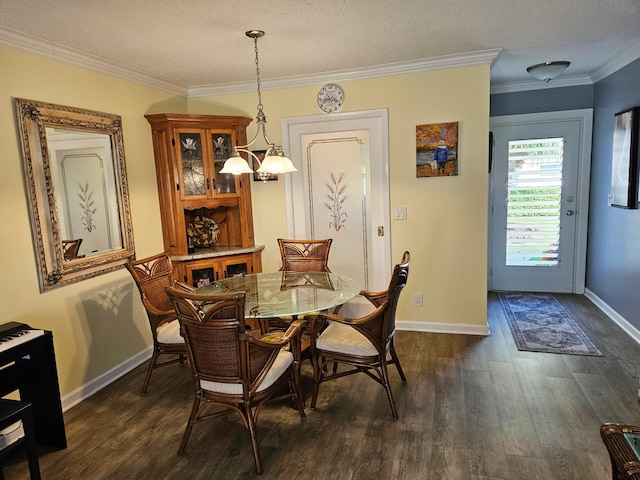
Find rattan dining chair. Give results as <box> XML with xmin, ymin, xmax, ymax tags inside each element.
<box><xmin>125</xmin><ymin>252</ymin><xmax>191</xmax><ymax>395</ymax></box>
<box><xmin>307</xmin><ymin>251</ymin><xmax>410</xmax><ymax>419</ymax></box>
<box><xmin>277</xmin><ymin>238</ymin><xmax>332</xmax><ymax>273</ymax></box>
<box><xmin>165</xmin><ymin>287</ymin><xmax>306</xmax><ymax>475</ymax></box>
<box><xmin>264</xmin><ymin>238</ymin><xmax>333</xmax><ymax>356</ymax></box>
<box><xmin>61</xmin><ymin>239</ymin><xmax>84</xmax><ymax>260</ymax></box>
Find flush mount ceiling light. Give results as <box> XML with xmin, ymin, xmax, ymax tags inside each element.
<box><xmin>526</xmin><ymin>61</ymin><xmax>571</xmax><ymax>82</ymax></box>
<box><xmin>220</xmin><ymin>30</ymin><xmax>297</xmax><ymax>181</ymax></box>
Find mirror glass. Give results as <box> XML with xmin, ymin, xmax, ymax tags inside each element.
<box><xmin>15</xmin><ymin>98</ymin><xmax>135</xmax><ymax>292</ymax></box>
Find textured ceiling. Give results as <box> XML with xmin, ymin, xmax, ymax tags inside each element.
<box><xmin>1</xmin><ymin>0</ymin><xmax>639</xmax><ymax>93</ymax></box>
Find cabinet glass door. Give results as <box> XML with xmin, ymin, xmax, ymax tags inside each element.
<box><xmin>211</xmin><ymin>133</ymin><xmax>237</xmax><ymax>195</ymax></box>
<box><xmin>224</xmin><ymin>261</ymin><xmax>248</xmax><ymax>278</ymax></box>
<box><xmin>191</xmin><ymin>266</ymin><xmax>215</xmax><ymax>288</ymax></box>
<box><xmin>178</xmin><ymin>131</ymin><xmax>208</xmax><ymax>197</ymax></box>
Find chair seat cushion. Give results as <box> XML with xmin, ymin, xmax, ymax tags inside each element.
<box><xmin>316</xmin><ymin>321</ymin><xmax>378</xmax><ymax>356</ymax></box>
<box><xmin>156</xmin><ymin>319</ymin><xmax>183</xmax><ymax>344</ymax></box>
<box><xmin>200</xmin><ymin>349</ymin><xmax>293</xmax><ymax>395</ymax></box>
<box><xmin>0</xmin><ymin>420</ymin><xmax>24</xmax><ymax>450</ymax></box>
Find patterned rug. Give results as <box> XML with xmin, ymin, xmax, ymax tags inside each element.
<box><xmin>498</xmin><ymin>292</ymin><xmax>603</xmax><ymax>356</ymax></box>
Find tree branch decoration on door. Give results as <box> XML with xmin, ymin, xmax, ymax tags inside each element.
<box><xmin>323</xmin><ymin>172</ymin><xmax>348</xmax><ymax>231</ymax></box>
<box><xmin>416</xmin><ymin>122</ymin><xmax>459</xmax><ymax>177</ymax></box>
<box><xmin>77</xmin><ymin>181</ymin><xmax>97</xmax><ymax>232</ymax></box>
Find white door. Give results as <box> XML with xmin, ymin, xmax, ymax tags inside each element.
<box><xmin>282</xmin><ymin>110</ymin><xmax>391</xmax><ymax>295</ymax></box>
<box><xmin>490</xmin><ymin>111</ymin><xmax>592</xmax><ymax>293</ymax></box>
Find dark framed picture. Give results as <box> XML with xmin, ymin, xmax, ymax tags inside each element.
<box><xmin>610</xmin><ymin>107</ymin><xmax>639</xmax><ymax>209</ymax></box>
<box><xmin>416</xmin><ymin>122</ymin><xmax>459</xmax><ymax>177</ymax></box>
<box><xmin>252</xmin><ymin>150</ymin><xmax>278</xmax><ymax>181</ymax></box>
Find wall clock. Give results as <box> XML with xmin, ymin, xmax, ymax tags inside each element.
<box><xmin>317</xmin><ymin>83</ymin><xmax>344</xmax><ymax>113</ymax></box>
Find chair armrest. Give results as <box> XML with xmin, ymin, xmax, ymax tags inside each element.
<box><xmin>250</xmin><ymin>320</ymin><xmax>305</xmax><ymax>361</ymax></box>
<box><xmin>249</xmin><ymin>320</ymin><xmax>303</xmax><ymax>349</ymax></box>
<box><xmin>331</xmin><ymin>289</ymin><xmax>386</xmax><ymax>315</ymax></box>
<box><xmin>360</xmin><ymin>290</ymin><xmax>388</xmax><ymax>307</ymax></box>
<box><xmin>310</xmin><ymin>304</ymin><xmax>386</xmax><ymax>329</ymax></box>
<box><xmin>173</xmin><ymin>280</ymin><xmax>194</xmax><ymax>292</ymax></box>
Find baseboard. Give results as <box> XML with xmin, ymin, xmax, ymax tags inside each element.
<box><xmin>584</xmin><ymin>288</ymin><xmax>640</xmax><ymax>346</ymax></box>
<box><xmin>396</xmin><ymin>320</ymin><xmax>490</xmax><ymax>336</ymax></box>
<box><xmin>61</xmin><ymin>347</ymin><xmax>151</xmax><ymax>412</ymax></box>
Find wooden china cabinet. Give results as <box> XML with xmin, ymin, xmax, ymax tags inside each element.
<box><xmin>145</xmin><ymin>113</ymin><xmax>263</xmax><ymax>287</ymax></box>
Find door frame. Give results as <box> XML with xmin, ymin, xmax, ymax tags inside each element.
<box><xmin>281</xmin><ymin>109</ymin><xmax>392</xmax><ymax>291</ymax></box>
<box><xmin>489</xmin><ymin>109</ymin><xmax>593</xmax><ymax>293</ymax></box>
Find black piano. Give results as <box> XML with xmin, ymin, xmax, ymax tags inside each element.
<box><xmin>0</xmin><ymin>322</ymin><xmax>66</xmax><ymax>449</ymax></box>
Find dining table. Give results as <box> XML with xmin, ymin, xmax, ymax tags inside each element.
<box><xmin>195</xmin><ymin>270</ymin><xmax>361</xmax><ymax>320</ymax></box>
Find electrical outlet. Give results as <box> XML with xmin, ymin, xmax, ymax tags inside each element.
<box><xmin>413</xmin><ymin>293</ymin><xmax>423</xmax><ymax>307</ymax></box>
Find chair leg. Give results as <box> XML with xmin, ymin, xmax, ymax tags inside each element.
<box><xmin>140</xmin><ymin>351</ymin><xmax>159</xmax><ymax>395</ymax></box>
<box><xmin>178</xmin><ymin>397</ymin><xmax>200</xmax><ymax>455</ymax></box>
<box><xmin>310</xmin><ymin>352</ymin><xmax>323</xmax><ymax>410</ymax></box>
<box><xmin>390</xmin><ymin>343</ymin><xmax>407</xmax><ymax>382</ymax></box>
<box><xmin>245</xmin><ymin>404</ymin><xmax>263</xmax><ymax>475</ymax></box>
<box><xmin>288</xmin><ymin>376</ymin><xmax>306</xmax><ymax>419</ymax></box>
<box><xmin>380</xmin><ymin>361</ymin><xmax>399</xmax><ymax>420</ymax></box>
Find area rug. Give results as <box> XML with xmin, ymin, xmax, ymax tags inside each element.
<box><xmin>498</xmin><ymin>292</ymin><xmax>603</xmax><ymax>356</ymax></box>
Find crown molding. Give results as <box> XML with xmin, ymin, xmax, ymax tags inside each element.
<box><xmin>589</xmin><ymin>40</ymin><xmax>640</xmax><ymax>83</ymax></box>
<box><xmin>188</xmin><ymin>48</ymin><xmax>503</xmax><ymax>98</ymax></box>
<box><xmin>490</xmin><ymin>74</ymin><xmax>593</xmax><ymax>94</ymax></box>
<box><xmin>0</xmin><ymin>25</ymin><xmax>187</xmax><ymax>96</ymax></box>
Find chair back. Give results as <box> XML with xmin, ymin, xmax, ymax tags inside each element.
<box><xmin>277</xmin><ymin>238</ymin><xmax>332</xmax><ymax>272</ymax></box>
<box><xmin>356</xmin><ymin>251</ymin><xmax>410</xmax><ymax>352</ymax></box>
<box><xmin>125</xmin><ymin>253</ymin><xmax>175</xmax><ymax>323</ymax></box>
<box><xmin>62</xmin><ymin>239</ymin><xmax>83</xmax><ymax>260</ymax></box>
<box><xmin>383</xmin><ymin>251</ymin><xmax>410</xmax><ymax>342</ymax></box>
<box><xmin>165</xmin><ymin>288</ymin><xmax>281</xmax><ymax>395</ymax></box>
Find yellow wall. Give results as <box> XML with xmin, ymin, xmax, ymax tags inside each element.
<box><xmin>0</xmin><ymin>45</ymin><xmax>187</xmax><ymax>398</ymax></box>
<box><xmin>1</xmin><ymin>42</ymin><xmax>489</xmax><ymax>402</ymax></box>
<box><xmin>188</xmin><ymin>65</ymin><xmax>490</xmax><ymax>330</ymax></box>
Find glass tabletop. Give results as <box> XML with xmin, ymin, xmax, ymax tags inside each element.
<box><xmin>195</xmin><ymin>271</ymin><xmax>361</xmax><ymax>318</ymax></box>
<box><xmin>624</xmin><ymin>433</ymin><xmax>640</xmax><ymax>459</ymax></box>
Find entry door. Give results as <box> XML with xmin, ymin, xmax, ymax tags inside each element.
<box><xmin>282</xmin><ymin>110</ymin><xmax>391</xmax><ymax>294</ymax></box>
<box><xmin>490</xmin><ymin>111</ymin><xmax>592</xmax><ymax>293</ymax></box>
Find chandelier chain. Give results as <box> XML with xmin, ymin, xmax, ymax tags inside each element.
<box><xmin>253</xmin><ymin>37</ymin><xmax>263</xmax><ymax>114</ymax></box>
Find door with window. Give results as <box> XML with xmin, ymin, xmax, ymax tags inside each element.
<box><xmin>490</xmin><ymin>111</ymin><xmax>592</xmax><ymax>293</ymax></box>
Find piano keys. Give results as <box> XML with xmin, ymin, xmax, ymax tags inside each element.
<box><xmin>0</xmin><ymin>322</ymin><xmax>66</xmax><ymax>449</ymax></box>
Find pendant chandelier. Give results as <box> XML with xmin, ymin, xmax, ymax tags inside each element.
<box><xmin>220</xmin><ymin>30</ymin><xmax>297</xmax><ymax>181</ymax></box>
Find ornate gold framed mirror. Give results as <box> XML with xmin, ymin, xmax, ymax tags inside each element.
<box><xmin>15</xmin><ymin>98</ymin><xmax>135</xmax><ymax>292</ymax></box>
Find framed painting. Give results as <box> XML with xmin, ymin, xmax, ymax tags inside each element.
<box><xmin>416</xmin><ymin>122</ymin><xmax>459</xmax><ymax>177</ymax></box>
<box><xmin>252</xmin><ymin>150</ymin><xmax>278</xmax><ymax>181</ymax></box>
<box><xmin>610</xmin><ymin>107</ymin><xmax>639</xmax><ymax>209</ymax></box>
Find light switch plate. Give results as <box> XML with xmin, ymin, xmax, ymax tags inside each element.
<box><xmin>394</xmin><ymin>206</ymin><xmax>407</xmax><ymax>220</ymax></box>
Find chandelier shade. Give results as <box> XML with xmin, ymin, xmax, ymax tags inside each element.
<box><xmin>220</xmin><ymin>30</ymin><xmax>297</xmax><ymax>182</ymax></box>
<box><xmin>526</xmin><ymin>61</ymin><xmax>570</xmax><ymax>82</ymax></box>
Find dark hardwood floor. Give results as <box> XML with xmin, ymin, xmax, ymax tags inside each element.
<box><xmin>5</xmin><ymin>292</ymin><xmax>640</xmax><ymax>479</ymax></box>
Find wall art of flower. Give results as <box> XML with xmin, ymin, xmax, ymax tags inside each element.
<box><xmin>323</xmin><ymin>172</ymin><xmax>348</xmax><ymax>231</ymax></box>
<box><xmin>77</xmin><ymin>181</ymin><xmax>97</xmax><ymax>232</ymax></box>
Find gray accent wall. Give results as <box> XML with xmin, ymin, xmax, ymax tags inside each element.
<box><xmin>587</xmin><ymin>58</ymin><xmax>640</xmax><ymax>328</ymax></box>
<box><xmin>491</xmin><ymin>85</ymin><xmax>593</xmax><ymax>117</ymax></box>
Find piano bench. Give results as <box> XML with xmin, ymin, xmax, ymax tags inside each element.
<box><xmin>0</xmin><ymin>399</ymin><xmax>41</xmax><ymax>480</ymax></box>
